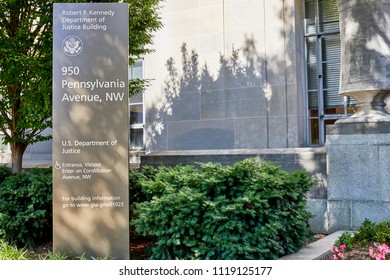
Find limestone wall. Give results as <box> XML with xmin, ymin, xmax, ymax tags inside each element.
<box><xmin>143</xmin><ymin>0</ymin><xmax>306</xmax><ymax>152</ymax></box>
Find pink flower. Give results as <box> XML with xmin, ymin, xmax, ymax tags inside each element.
<box><xmin>369</xmin><ymin>243</ymin><xmax>390</xmax><ymax>260</ymax></box>
<box><xmin>330</xmin><ymin>244</ymin><xmax>347</xmax><ymax>260</ymax></box>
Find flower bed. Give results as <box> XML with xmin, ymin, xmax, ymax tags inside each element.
<box><xmin>326</xmin><ymin>219</ymin><xmax>390</xmax><ymax>260</ymax></box>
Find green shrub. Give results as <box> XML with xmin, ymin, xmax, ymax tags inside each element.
<box><xmin>374</xmin><ymin>221</ymin><xmax>390</xmax><ymax>244</ymax></box>
<box><xmin>334</xmin><ymin>231</ymin><xmax>354</xmax><ymax>248</ymax></box>
<box><xmin>334</xmin><ymin>219</ymin><xmax>390</xmax><ymax>249</ymax></box>
<box><xmin>0</xmin><ymin>165</ymin><xmax>12</xmax><ymax>183</ymax></box>
<box><xmin>132</xmin><ymin>159</ymin><xmax>315</xmax><ymax>260</ymax></box>
<box><xmin>0</xmin><ymin>168</ymin><xmax>52</xmax><ymax>248</ymax></box>
<box><xmin>129</xmin><ymin>165</ymin><xmax>158</xmax><ymax>205</ymax></box>
<box><xmin>353</xmin><ymin>218</ymin><xmax>376</xmax><ymax>246</ymax></box>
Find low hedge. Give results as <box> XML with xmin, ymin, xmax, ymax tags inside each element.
<box><xmin>0</xmin><ymin>167</ymin><xmax>52</xmax><ymax>248</ymax></box>
<box><xmin>0</xmin><ymin>158</ymin><xmax>315</xmax><ymax>259</ymax></box>
<box><xmin>341</xmin><ymin>219</ymin><xmax>390</xmax><ymax>246</ymax></box>
<box><xmin>131</xmin><ymin>159</ymin><xmax>315</xmax><ymax>260</ymax></box>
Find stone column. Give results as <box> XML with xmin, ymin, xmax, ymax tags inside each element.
<box><xmin>337</xmin><ymin>0</ymin><xmax>390</xmax><ymax>122</ymax></box>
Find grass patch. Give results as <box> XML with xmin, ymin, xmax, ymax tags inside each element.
<box><xmin>0</xmin><ymin>239</ymin><xmax>28</xmax><ymax>260</ymax></box>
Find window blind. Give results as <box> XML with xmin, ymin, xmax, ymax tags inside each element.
<box><xmin>305</xmin><ymin>0</ymin><xmax>347</xmax><ymax>109</ymax></box>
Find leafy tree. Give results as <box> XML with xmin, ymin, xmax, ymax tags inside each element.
<box><xmin>128</xmin><ymin>0</ymin><xmax>163</xmax><ymax>95</ymax></box>
<box><xmin>0</xmin><ymin>0</ymin><xmax>163</xmax><ymax>173</ymax></box>
<box><xmin>0</xmin><ymin>0</ymin><xmax>52</xmax><ymax>173</ymax></box>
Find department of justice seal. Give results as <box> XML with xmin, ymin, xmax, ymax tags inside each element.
<box><xmin>62</xmin><ymin>36</ymin><xmax>83</xmax><ymax>56</ymax></box>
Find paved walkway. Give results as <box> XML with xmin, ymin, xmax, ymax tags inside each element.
<box><xmin>279</xmin><ymin>231</ymin><xmax>345</xmax><ymax>260</ymax></box>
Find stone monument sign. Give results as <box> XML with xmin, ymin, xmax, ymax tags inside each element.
<box><xmin>52</xmin><ymin>3</ymin><xmax>129</xmax><ymax>259</ymax></box>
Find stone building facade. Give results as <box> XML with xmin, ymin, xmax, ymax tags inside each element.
<box><xmin>132</xmin><ymin>0</ymin><xmax>343</xmax><ymax>233</ymax></box>
<box><xmin>2</xmin><ymin>0</ymin><xmax>346</xmax><ymax>168</ymax></box>
<box><xmin>4</xmin><ymin>0</ymin><xmax>389</xmax><ymax>233</ymax></box>
<box><xmin>136</xmin><ymin>0</ymin><xmax>345</xmax><ymax>153</ymax></box>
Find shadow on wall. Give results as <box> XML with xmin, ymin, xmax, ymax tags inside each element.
<box><xmin>143</xmin><ymin>3</ymin><xmax>301</xmax><ymax>151</ymax></box>
<box><xmin>145</xmin><ymin>36</ymin><xmax>284</xmax><ymax>151</ymax></box>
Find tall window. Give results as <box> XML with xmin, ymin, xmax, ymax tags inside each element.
<box><xmin>304</xmin><ymin>0</ymin><xmax>355</xmax><ymax>145</ymax></box>
<box><xmin>129</xmin><ymin>60</ymin><xmax>144</xmax><ymax>150</ymax></box>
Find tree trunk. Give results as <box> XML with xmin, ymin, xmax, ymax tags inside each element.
<box><xmin>10</xmin><ymin>143</ymin><xmax>27</xmax><ymax>173</ymax></box>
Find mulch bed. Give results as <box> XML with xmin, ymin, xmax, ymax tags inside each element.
<box><xmin>28</xmin><ymin>233</ymin><xmax>376</xmax><ymax>260</ymax></box>
<box><xmin>320</xmin><ymin>245</ymin><xmax>372</xmax><ymax>260</ymax></box>
<box><xmin>28</xmin><ymin>229</ymin><xmax>152</xmax><ymax>260</ymax></box>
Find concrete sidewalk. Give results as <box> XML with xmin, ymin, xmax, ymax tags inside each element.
<box><xmin>279</xmin><ymin>231</ymin><xmax>345</xmax><ymax>260</ymax></box>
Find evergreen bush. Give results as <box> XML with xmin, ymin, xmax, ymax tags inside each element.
<box><xmin>334</xmin><ymin>231</ymin><xmax>354</xmax><ymax>248</ymax></box>
<box><xmin>353</xmin><ymin>218</ymin><xmax>376</xmax><ymax>246</ymax></box>
<box><xmin>132</xmin><ymin>159</ymin><xmax>315</xmax><ymax>260</ymax></box>
<box><xmin>129</xmin><ymin>165</ymin><xmax>158</xmax><ymax>205</ymax></box>
<box><xmin>0</xmin><ymin>165</ymin><xmax>12</xmax><ymax>183</ymax></box>
<box><xmin>0</xmin><ymin>168</ymin><xmax>52</xmax><ymax>248</ymax></box>
<box><xmin>374</xmin><ymin>221</ymin><xmax>390</xmax><ymax>244</ymax></box>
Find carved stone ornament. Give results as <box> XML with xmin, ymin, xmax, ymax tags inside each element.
<box><xmin>337</xmin><ymin>0</ymin><xmax>390</xmax><ymax>123</ymax></box>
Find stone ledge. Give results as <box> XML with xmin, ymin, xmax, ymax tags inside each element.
<box><xmin>279</xmin><ymin>231</ymin><xmax>346</xmax><ymax>260</ymax></box>
<box><xmin>143</xmin><ymin>147</ymin><xmax>326</xmax><ymax>156</ymax></box>
<box><xmin>327</xmin><ymin>122</ymin><xmax>390</xmax><ymax>135</ymax></box>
